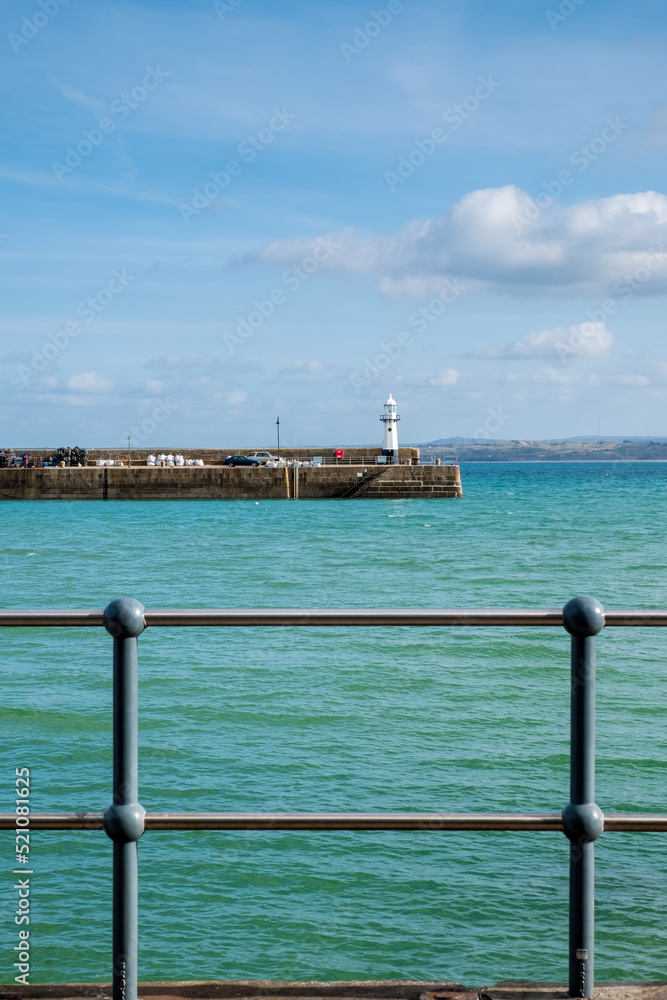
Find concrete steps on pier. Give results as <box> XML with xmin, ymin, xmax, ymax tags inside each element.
<box><xmin>361</xmin><ymin>478</ymin><xmax>461</xmax><ymax>498</ymax></box>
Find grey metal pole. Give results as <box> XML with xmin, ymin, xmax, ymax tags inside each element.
<box><xmin>562</xmin><ymin>596</ymin><xmax>605</xmax><ymax>998</ymax></box>
<box><xmin>103</xmin><ymin>599</ymin><xmax>146</xmax><ymax>1000</ymax></box>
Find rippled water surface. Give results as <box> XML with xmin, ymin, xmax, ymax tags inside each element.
<box><xmin>1</xmin><ymin>463</ymin><xmax>666</xmax><ymax>984</ymax></box>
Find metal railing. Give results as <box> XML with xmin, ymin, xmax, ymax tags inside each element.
<box><xmin>1</xmin><ymin>597</ymin><xmax>667</xmax><ymax>1000</ymax></box>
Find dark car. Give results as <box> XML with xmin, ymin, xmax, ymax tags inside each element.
<box><xmin>224</xmin><ymin>455</ymin><xmax>260</xmax><ymax>467</ymax></box>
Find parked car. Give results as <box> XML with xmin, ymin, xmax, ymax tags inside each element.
<box><xmin>224</xmin><ymin>455</ymin><xmax>261</xmax><ymax>467</ymax></box>
<box><xmin>246</xmin><ymin>451</ymin><xmax>279</xmax><ymax>464</ymax></box>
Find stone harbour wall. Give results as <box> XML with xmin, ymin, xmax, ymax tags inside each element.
<box><xmin>0</xmin><ymin>464</ymin><xmax>462</xmax><ymax>501</ymax></box>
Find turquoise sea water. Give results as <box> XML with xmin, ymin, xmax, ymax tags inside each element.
<box><xmin>1</xmin><ymin>462</ymin><xmax>667</xmax><ymax>985</ymax></box>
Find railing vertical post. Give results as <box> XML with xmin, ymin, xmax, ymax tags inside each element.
<box><xmin>103</xmin><ymin>599</ymin><xmax>146</xmax><ymax>1000</ymax></box>
<box><xmin>562</xmin><ymin>596</ymin><xmax>605</xmax><ymax>998</ymax></box>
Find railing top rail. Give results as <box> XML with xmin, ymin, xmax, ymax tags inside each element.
<box><xmin>1</xmin><ymin>607</ymin><xmax>667</xmax><ymax>627</ymax></box>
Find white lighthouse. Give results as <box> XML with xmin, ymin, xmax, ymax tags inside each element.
<box><xmin>380</xmin><ymin>394</ymin><xmax>400</xmax><ymax>464</ymax></box>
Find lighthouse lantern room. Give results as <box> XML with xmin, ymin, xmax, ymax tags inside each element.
<box><xmin>380</xmin><ymin>394</ymin><xmax>400</xmax><ymax>464</ymax></box>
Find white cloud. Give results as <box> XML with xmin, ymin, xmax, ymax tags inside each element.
<box><xmin>66</xmin><ymin>371</ymin><xmax>113</xmax><ymax>394</ymax></box>
<box><xmin>429</xmin><ymin>368</ymin><xmax>460</xmax><ymax>387</ymax></box>
<box><xmin>227</xmin><ymin>390</ymin><xmax>247</xmax><ymax>406</ymax></box>
<box><xmin>246</xmin><ymin>187</ymin><xmax>667</xmax><ymax>297</ymax></box>
<box><xmin>477</xmin><ymin>321</ymin><xmax>614</xmax><ymax>360</ymax></box>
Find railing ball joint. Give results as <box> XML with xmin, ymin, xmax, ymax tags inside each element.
<box><xmin>562</xmin><ymin>596</ymin><xmax>605</xmax><ymax>639</ymax></box>
<box><xmin>562</xmin><ymin>802</ymin><xmax>603</xmax><ymax>844</ymax></box>
<box><xmin>103</xmin><ymin>597</ymin><xmax>146</xmax><ymax>639</ymax></box>
<box><xmin>104</xmin><ymin>803</ymin><xmax>146</xmax><ymax>843</ymax></box>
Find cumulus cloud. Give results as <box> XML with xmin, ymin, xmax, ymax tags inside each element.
<box><xmin>66</xmin><ymin>371</ymin><xmax>113</xmax><ymax>394</ymax></box>
<box><xmin>476</xmin><ymin>321</ymin><xmax>614</xmax><ymax>360</ymax></box>
<box><xmin>245</xmin><ymin>187</ymin><xmax>667</xmax><ymax>297</ymax></box>
<box><xmin>429</xmin><ymin>368</ymin><xmax>460</xmax><ymax>387</ymax></box>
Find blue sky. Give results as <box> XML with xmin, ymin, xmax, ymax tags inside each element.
<box><xmin>1</xmin><ymin>0</ymin><xmax>667</xmax><ymax>448</ymax></box>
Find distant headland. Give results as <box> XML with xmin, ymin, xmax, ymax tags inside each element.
<box><xmin>418</xmin><ymin>437</ymin><xmax>667</xmax><ymax>462</ymax></box>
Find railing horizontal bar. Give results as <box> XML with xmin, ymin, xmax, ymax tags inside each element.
<box><xmin>2</xmin><ymin>607</ymin><xmax>667</xmax><ymax>627</ymax></box>
<box><xmin>148</xmin><ymin>609</ymin><xmax>567</xmax><ymax>627</ymax></box>
<box><xmin>1</xmin><ymin>812</ymin><xmax>105</xmax><ymax>829</ymax></box>
<box><xmin>0</xmin><ymin>609</ymin><xmax>105</xmax><ymax>626</ymax></box>
<box><xmin>605</xmin><ymin>610</ymin><xmax>667</xmax><ymax>626</ymax></box>
<box><xmin>2</xmin><ymin>812</ymin><xmax>667</xmax><ymax>831</ymax></box>
<box><xmin>144</xmin><ymin>812</ymin><xmax>564</xmax><ymax>830</ymax></box>
<box><xmin>603</xmin><ymin>814</ymin><xmax>667</xmax><ymax>831</ymax></box>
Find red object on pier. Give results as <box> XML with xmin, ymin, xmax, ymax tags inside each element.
<box><xmin>335</xmin><ymin>449</ymin><xmax>344</xmax><ymax>459</ymax></box>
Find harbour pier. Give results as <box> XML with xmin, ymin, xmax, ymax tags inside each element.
<box><xmin>0</xmin><ymin>450</ymin><xmax>462</xmax><ymax>500</ymax></box>
<box><xmin>1</xmin><ymin>396</ymin><xmax>463</xmax><ymax>500</ymax></box>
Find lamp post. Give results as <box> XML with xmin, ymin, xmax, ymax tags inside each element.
<box><xmin>276</xmin><ymin>417</ymin><xmax>280</xmax><ymax>460</ymax></box>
